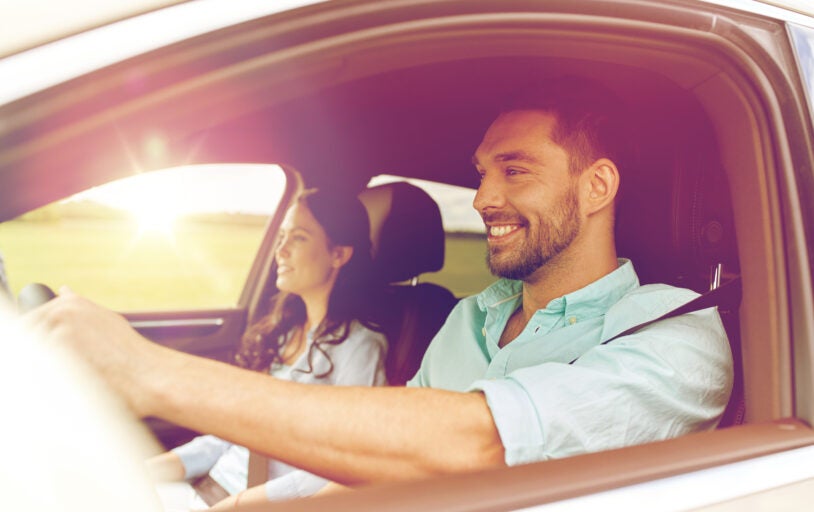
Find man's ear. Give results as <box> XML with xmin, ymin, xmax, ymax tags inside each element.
<box><xmin>331</xmin><ymin>246</ymin><xmax>354</xmax><ymax>269</ymax></box>
<box><xmin>582</xmin><ymin>158</ymin><xmax>620</xmax><ymax>215</ymax></box>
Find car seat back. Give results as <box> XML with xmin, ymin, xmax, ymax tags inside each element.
<box><xmin>615</xmin><ymin>122</ymin><xmax>744</xmax><ymax>427</ymax></box>
<box><xmin>359</xmin><ymin>181</ymin><xmax>458</xmax><ymax>386</ymax></box>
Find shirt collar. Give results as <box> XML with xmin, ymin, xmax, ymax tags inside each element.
<box><xmin>476</xmin><ymin>259</ymin><xmax>640</xmax><ymax>320</ymax></box>
<box><xmin>477</xmin><ymin>278</ymin><xmax>522</xmax><ymax>311</ymax></box>
<box><xmin>559</xmin><ymin>259</ymin><xmax>639</xmax><ymax>320</ymax></box>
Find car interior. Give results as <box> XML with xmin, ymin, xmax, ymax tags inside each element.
<box><xmin>2</xmin><ymin>1</ymin><xmax>812</xmax><ymax>499</ymax></box>
<box><xmin>191</xmin><ymin>15</ymin><xmax>772</xmax><ymax>427</ymax></box>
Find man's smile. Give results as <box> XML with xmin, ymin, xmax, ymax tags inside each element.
<box><xmin>488</xmin><ymin>224</ymin><xmax>522</xmax><ymax>238</ymax></box>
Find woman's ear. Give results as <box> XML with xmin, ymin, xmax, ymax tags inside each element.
<box><xmin>331</xmin><ymin>246</ymin><xmax>354</xmax><ymax>269</ymax></box>
<box><xmin>582</xmin><ymin>158</ymin><xmax>620</xmax><ymax>215</ymax></box>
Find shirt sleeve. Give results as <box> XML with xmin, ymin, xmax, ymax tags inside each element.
<box><xmin>263</xmin><ymin>470</ymin><xmax>330</xmax><ymax>501</ymax></box>
<box><xmin>470</xmin><ymin>309</ymin><xmax>733</xmax><ymax>466</ymax></box>
<box><xmin>170</xmin><ymin>435</ymin><xmax>233</xmax><ymax>479</ymax></box>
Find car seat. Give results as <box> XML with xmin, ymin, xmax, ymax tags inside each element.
<box><xmin>615</xmin><ymin>138</ymin><xmax>744</xmax><ymax>427</ymax></box>
<box><xmin>358</xmin><ymin>181</ymin><xmax>459</xmax><ymax>386</ymax></box>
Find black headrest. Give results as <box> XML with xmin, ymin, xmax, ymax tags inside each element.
<box><xmin>616</xmin><ymin>143</ymin><xmax>738</xmax><ymax>292</ymax></box>
<box><xmin>359</xmin><ymin>181</ymin><xmax>445</xmax><ymax>284</ymax></box>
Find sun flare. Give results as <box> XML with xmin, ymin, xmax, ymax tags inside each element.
<box><xmin>68</xmin><ymin>165</ymin><xmax>288</xmax><ymax>241</ymax></box>
<box><xmin>128</xmin><ymin>204</ymin><xmax>179</xmax><ymax>237</ymax></box>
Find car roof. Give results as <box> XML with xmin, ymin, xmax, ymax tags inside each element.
<box><xmin>0</xmin><ymin>0</ymin><xmax>324</xmax><ymax>105</ymax></box>
<box><xmin>0</xmin><ymin>0</ymin><xmax>188</xmax><ymax>58</ymax></box>
<box><xmin>700</xmin><ymin>0</ymin><xmax>814</xmax><ymax>21</ymax></box>
<box><xmin>755</xmin><ymin>0</ymin><xmax>814</xmax><ymax>17</ymax></box>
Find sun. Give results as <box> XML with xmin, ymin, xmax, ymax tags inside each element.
<box><xmin>107</xmin><ymin>177</ymin><xmax>183</xmax><ymax>237</ymax></box>
<box><xmin>127</xmin><ymin>203</ymin><xmax>179</xmax><ymax>237</ymax></box>
<box><xmin>72</xmin><ymin>170</ymin><xmax>198</xmax><ymax>237</ymax></box>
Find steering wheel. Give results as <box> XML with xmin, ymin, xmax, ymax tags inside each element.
<box><xmin>17</xmin><ymin>283</ymin><xmax>57</xmax><ymax>312</ymax></box>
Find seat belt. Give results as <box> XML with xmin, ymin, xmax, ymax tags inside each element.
<box><xmin>571</xmin><ymin>276</ymin><xmax>742</xmax><ymax>363</ymax></box>
<box><xmin>605</xmin><ymin>276</ymin><xmax>741</xmax><ymax>344</ymax></box>
<box><xmin>247</xmin><ymin>450</ymin><xmax>269</xmax><ymax>489</ymax></box>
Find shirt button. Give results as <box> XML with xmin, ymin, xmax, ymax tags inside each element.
<box><xmin>482</xmin><ymin>328</ymin><xmax>487</xmax><ymax>337</ymax></box>
<box><xmin>534</xmin><ymin>326</ymin><xmax>540</xmax><ymax>334</ymax></box>
<box><xmin>568</xmin><ymin>317</ymin><xmax>577</xmax><ymax>325</ymax></box>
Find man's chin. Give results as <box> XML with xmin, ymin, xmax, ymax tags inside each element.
<box><xmin>487</xmin><ymin>246</ymin><xmax>547</xmax><ymax>280</ymax></box>
<box><xmin>488</xmin><ymin>259</ymin><xmax>532</xmax><ymax>281</ymax></box>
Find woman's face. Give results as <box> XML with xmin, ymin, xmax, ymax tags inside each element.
<box><xmin>275</xmin><ymin>203</ymin><xmax>344</xmax><ymax>298</ymax></box>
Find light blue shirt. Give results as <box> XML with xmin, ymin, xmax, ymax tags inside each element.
<box><xmin>173</xmin><ymin>320</ymin><xmax>388</xmax><ymax>501</ymax></box>
<box><xmin>408</xmin><ymin>260</ymin><xmax>733</xmax><ymax>466</ymax></box>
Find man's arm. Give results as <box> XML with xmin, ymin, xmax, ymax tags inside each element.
<box><xmin>30</xmin><ymin>290</ymin><xmax>505</xmax><ymax>484</ymax></box>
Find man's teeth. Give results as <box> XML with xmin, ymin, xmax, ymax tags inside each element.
<box><xmin>490</xmin><ymin>225</ymin><xmax>519</xmax><ymax>237</ymax></box>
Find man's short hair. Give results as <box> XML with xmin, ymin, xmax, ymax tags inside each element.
<box><xmin>502</xmin><ymin>76</ymin><xmax>634</xmax><ymax>176</ymax></box>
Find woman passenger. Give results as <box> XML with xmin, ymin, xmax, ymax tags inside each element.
<box><xmin>148</xmin><ymin>189</ymin><xmax>387</xmax><ymax>509</ymax></box>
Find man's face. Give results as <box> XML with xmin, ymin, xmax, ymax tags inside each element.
<box><xmin>472</xmin><ymin>110</ymin><xmax>582</xmax><ymax>281</ymax></box>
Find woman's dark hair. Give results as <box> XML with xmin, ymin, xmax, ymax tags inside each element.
<box><xmin>235</xmin><ymin>189</ymin><xmax>381</xmax><ymax>376</ymax></box>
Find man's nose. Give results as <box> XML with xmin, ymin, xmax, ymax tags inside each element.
<box><xmin>473</xmin><ymin>172</ymin><xmax>506</xmax><ymax>213</ymax></box>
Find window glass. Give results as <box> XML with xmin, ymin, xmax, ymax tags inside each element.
<box><xmin>368</xmin><ymin>175</ymin><xmax>495</xmax><ymax>297</ymax></box>
<box><xmin>790</xmin><ymin>23</ymin><xmax>814</xmax><ymax>121</ymax></box>
<box><xmin>0</xmin><ymin>164</ymin><xmax>286</xmax><ymax>311</ymax></box>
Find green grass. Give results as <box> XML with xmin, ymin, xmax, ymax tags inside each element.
<box><xmin>0</xmin><ymin>218</ymin><xmax>494</xmax><ymax>311</ymax></box>
<box><xmin>0</xmin><ymin>218</ymin><xmax>265</xmax><ymax>310</ymax></box>
<box><xmin>425</xmin><ymin>234</ymin><xmax>496</xmax><ymax>297</ymax></box>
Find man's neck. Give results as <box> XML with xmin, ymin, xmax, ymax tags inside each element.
<box><xmin>502</xmin><ymin>248</ymin><xmax>618</xmax><ymax>347</ymax></box>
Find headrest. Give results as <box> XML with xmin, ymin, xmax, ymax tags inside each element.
<box><xmin>359</xmin><ymin>181</ymin><xmax>445</xmax><ymax>284</ymax></box>
<box><xmin>615</xmin><ymin>145</ymin><xmax>738</xmax><ymax>292</ymax></box>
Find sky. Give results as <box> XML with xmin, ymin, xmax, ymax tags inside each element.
<box><xmin>73</xmin><ymin>165</ymin><xmax>485</xmax><ymax>233</ymax></box>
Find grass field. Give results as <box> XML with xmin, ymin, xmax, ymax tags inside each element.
<box><xmin>0</xmin><ymin>217</ymin><xmax>494</xmax><ymax>311</ymax></box>
<box><xmin>0</xmin><ymin>218</ymin><xmax>265</xmax><ymax>310</ymax></box>
<box><xmin>426</xmin><ymin>233</ymin><xmax>496</xmax><ymax>297</ymax></box>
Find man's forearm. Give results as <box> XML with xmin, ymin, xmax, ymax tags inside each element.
<box><xmin>31</xmin><ymin>292</ymin><xmax>504</xmax><ymax>484</ymax></box>
<box><xmin>146</xmin><ymin>346</ymin><xmax>505</xmax><ymax>484</ymax></box>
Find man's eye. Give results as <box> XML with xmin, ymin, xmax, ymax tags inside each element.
<box><xmin>506</xmin><ymin>168</ymin><xmax>522</xmax><ymax>176</ymax></box>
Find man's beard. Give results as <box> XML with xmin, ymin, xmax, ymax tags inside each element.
<box><xmin>485</xmin><ymin>186</ymin><xmax>581</xmax><ymax>281</ymax></box>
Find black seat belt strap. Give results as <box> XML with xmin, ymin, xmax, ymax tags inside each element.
<box><xmin>605</xmin><ymin>276</ymin><xmax>742</xmax><ymax>345</ymax></box>
<box><xmin>570</xmin><ymin>277</ymin><xmax>742</xmax><ymax>364</ymax></box>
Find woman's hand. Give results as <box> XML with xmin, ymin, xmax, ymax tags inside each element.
<box><xmin>209</xmin><ymin>485</ymin><xmax>266</xmax><ymax>511</ymax></box>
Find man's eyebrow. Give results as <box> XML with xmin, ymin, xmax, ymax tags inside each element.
<box><xmin>471</xmin><ymin>151</ymin><xmax>541</xmax><ymax>166</ymax></box>
<box><xmin>494</xmin><ymin>151</ymin><xmax>541</xmax><ymax>164</ymax></box>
